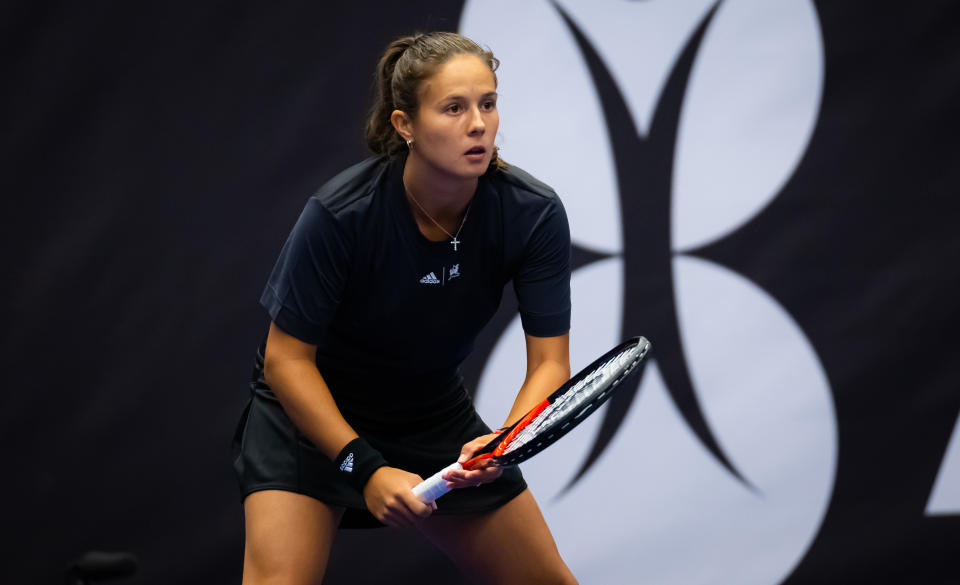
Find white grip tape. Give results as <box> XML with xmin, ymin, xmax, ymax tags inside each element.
<box><xmin>412</xmin><ymin>462</ymin><xmax>462</xmax><ymax>503</ymax></box>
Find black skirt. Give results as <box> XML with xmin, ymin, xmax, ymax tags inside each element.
<box><xmin>231</xmin><ymin>382</ymin><xmax>527</xmax><ymax>528</ymax></box>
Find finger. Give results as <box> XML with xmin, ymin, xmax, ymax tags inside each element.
<box><xmin>457</xmin><ymin>435</ymin><xmax>497</xmax><ymax>463</ymax></box>
<box><xmin>446</xmin><ymin>467</ymin><xmax>496</xmax><ymax>482</ymax></box>
<box><xmin>383</xmin><ymin>493</ymin><xmax>420</xmax><ymax>527</ymax></box>
<box><xmin>391</xmin><ymin>504</ymin><xmax>416</xmax><ymax>528</ymax></box>
<box><xmin>443</xmin><ymin>466</ymin><xmax>501</xmax><ymax>488</ymax></box>
<box><xmin>468</xmin><ymin>457</ymin><xmax>498</xmax><ymax>470</ymax></box>
<box><xmin>443</xmin><ymin>470</ymin><xmax>476</xmax><ymax>484</ymax></box>
<box><xmin>402</xmin><ymin>492</ymin><xmax>435</xmax><ymax>519</ymax></box>
<box><xmin>443</xmin><ymin>477</ymin><xmax>476</xmax><ymax>489</ymax></box>
<box><xmin>457</xmin><ymin>443</ymin><xmax>481</xmax><ymax>463</ymax></box>
<box><xmin>441</xmin><ymin>469</ymin><xmax>474</xmax><ymax>486</ymax></box>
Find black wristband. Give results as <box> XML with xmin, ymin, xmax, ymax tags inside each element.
<box><xmin>334</xmin><ymin>437</ymin><xmax>389</xmax><ymax>492</ymax></box>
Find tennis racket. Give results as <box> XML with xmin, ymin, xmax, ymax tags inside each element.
<box><xmin>413</xmin><ymin>336</ymin><xmax>651</xmax><ymax>503</ymax></box>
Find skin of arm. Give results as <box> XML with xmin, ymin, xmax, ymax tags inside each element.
<box><xmin>263</xmin><ymin>322</ymin><xmax>435</xmax><ymax>526</ymax></box>
<box><xmin>443</xmin><ymin>332</ymin><xmax>571</xmax><ymax>487</ymax></box>
<box><xmin>501</xmin><ymin>332</ymin><xmax>571</xmax><ymax>428</ymax></box>
<box><xmin>263</xmin><ymin>322</ymin><xmax>358</xmax><ymax>458</ymax></box>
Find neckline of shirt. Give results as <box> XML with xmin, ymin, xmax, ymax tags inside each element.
<box><xmin>388</xmin><ymin>153</ymin><xmax>488</xmax><ymax>252</ymax></box>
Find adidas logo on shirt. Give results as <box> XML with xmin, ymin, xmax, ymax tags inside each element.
<box><xmin>419</xmin><ymin>271</ymin><xmax>440</xmax><ymax>285</ymax></box>
<box><xmin>339</xmin><ymin>453</ymin><xmax>354</xmax><ymax>473</ymax></box>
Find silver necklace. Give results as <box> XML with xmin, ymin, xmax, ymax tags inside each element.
<box><xmin>406</xmin><ymin>189</ymin><xmax>471</xmax><ymax>251</ymax></box>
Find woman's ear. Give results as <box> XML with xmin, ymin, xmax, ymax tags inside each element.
<box><xmin>391</xmin><ymin>110</ymin><xmax>413</xmax><ymax>143</ymax></box>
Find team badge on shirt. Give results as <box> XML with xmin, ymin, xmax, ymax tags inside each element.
<box><xmin>418</xmin><ymin>265</ymin><xmax>462</xmax><ymax>286</ymax></box>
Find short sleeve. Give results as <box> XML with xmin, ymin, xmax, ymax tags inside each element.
<box><xmin>513</xmin><ymin>197</ymin><xmax>572</xmax><ymax>337</ymax></box>
<box><xmin>259</xmin><ymin>198</ymin><xmax>352</xmax><ymax>344</ymax></box>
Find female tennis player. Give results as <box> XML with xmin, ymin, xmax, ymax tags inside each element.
<box><xmin>233</xmin><ymin>31</ymin><xmax>577</xmax><ymax>585</ymax></box>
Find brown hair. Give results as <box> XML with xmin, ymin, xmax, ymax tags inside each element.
<box><xmin>365</xmin><ymin>32</ymin><xmax>505</xmax><ymax>169</ymax></box>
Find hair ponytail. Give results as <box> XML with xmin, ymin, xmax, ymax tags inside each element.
<box><xmin>365</xmin><ymin>35</ymin><xmax>417</xmax><ymax>157</ymax></box>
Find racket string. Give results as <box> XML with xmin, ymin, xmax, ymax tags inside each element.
<box><xmin>502</xmin><ymin>348</ymin><xmax>640</xmax><ymax>455</ymax></box>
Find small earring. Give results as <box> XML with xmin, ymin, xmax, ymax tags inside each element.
<box><xmin>406</xmin><ymin>139</ymin><xmax>414</xmax><ymax>149</ymax></box>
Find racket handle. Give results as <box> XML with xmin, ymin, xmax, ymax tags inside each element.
<box><xmin>412</xmin><ymin>462</ymin><xmax>462</xmax><ymax>503</ymax></box>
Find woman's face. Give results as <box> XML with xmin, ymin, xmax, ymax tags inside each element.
<box><xmin>406</xmin><ymin>54</ymin><xmax>499</xmax><ymax>180</ymax></box>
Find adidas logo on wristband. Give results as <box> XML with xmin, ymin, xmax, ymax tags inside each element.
<box><xmin>335</xmin><ymin>438</ymin><xmax>388</xmax><ymax>491</ymax></box>
<box><xmin>339</xmin><ymin>452</ymin><xmax>354</xmax><ymax>473</ymax></box>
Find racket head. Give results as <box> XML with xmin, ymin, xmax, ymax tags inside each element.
<box><xmin>489</xmin><ymin>336</ymin><xmax>650</xmax><ymax>467</ymax></box>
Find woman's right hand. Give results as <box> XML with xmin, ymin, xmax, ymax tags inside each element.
<box><xmin>362</xmin><ymin>467</ymin><xmax>436</xmax><ymax>528</ymax></box>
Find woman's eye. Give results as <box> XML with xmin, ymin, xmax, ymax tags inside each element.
<box><xmin>447</xmin><ymin>104</ymin><xmax>461</xmax><ymax>113</ymax></box>
<box><xmin>482</xmin><ymin>101</ymin><xmax>496</xmax><ymax>111</ymax></box>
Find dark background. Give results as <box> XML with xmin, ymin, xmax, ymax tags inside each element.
<box><xmin>2</xmin><ymin>2</ymin><xmax>959</xmax><ymax>584</ymax></box>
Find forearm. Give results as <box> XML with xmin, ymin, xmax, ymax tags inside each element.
<box><xmin>501</xmin><ymin>358</ymin><xmax>571</xmax><ymax>428</ymax></box>
<box><xmin>264</xmin><ymin>357</ymin><xmax>358</xmax><ymax>460</ymax></box>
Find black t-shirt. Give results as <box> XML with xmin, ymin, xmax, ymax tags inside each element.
<box><xmin>259</xmin><ymin>153</ymin><xmax>570</xmax><ymax>427</ymax></box>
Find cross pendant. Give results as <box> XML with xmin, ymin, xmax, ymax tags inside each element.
<box><xmin>451</xmin><ymin>237</ymin><xmax>460</xmax><ymax>251</ymax></box>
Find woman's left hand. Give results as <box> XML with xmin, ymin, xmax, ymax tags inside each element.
<box><xmin>442</xmin><ymin>431</ymin><xmax>504</xmax><ymax>489</ymax></box>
